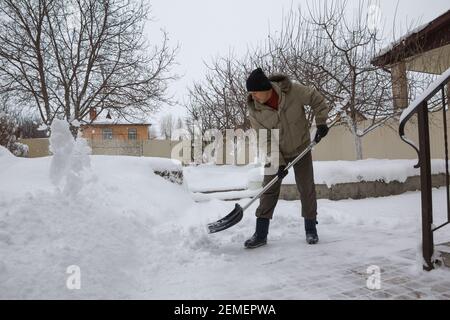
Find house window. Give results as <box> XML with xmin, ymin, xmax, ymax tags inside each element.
<box><xmin>128</xmin><ymin>128</ymin><xmax>137</xmax><ymax>140</ymax></box>
<box><xmin>102</xmin><ymin>128</ymin><xmax>113</xmax><ymax>140</ymax></box>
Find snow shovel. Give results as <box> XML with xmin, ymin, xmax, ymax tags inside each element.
<box><xmin>207</xmin><ymin>140</ymin><xmax>317</xmax><ymax>233</ymax></box>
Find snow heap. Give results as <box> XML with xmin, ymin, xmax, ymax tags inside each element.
<box><xmin>0</xmin><ymin>128</ymin><xmax>211</xmax><ymax>299</ymax></box>
<box><xmin>0</xmin><ymin>145</ymin><xmax>13</xmax><ymax>159</ymax></box>
<box><xmin>49</xmin><ymin>119</ymin><xmax>92</xmax><ymax>197</ymax></box>
<box><xmin>1</xmin><ymin>146</ymin><xmax>450</xmax><ymax>298</ymax></box>
<box><xmin>146</xmin><ymin>157</ymin><xmax>183</xmax><ymax>172</ymax></box>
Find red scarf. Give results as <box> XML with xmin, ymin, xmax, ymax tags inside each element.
<box><xmin>265</xmin><ymin>90</ymin><xmax>279</xmax><ymax>110</ymax></box>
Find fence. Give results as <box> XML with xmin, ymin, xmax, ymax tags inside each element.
<box><xmin>18</xmin><ymin>111</ymin><xmax>450</xmax><ymax>162</ymax></box>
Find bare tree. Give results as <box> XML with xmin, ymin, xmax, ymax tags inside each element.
<box><xmin>184</xmin><ymin>1</ymin><xmax>436</xmax><ymax>160</ymax></box>
<box><xmin>0</xmin><ymin>0</ymin><xmax>178</xmax><ymax>136</ymax></box>
<box><xmin>160</xmin><ymin>114</ymin><xmax>185</xmax><ymax>140</ymax></box>
<box><xmin>262</xmin><ymin>1</ymin><xmax>396</xmax><ymax>159</ymax></box>
<box><xmin>185</xmin><ymin>54</ymin><xmax>252</xmax><ymax>136</ymax></box>
<box><xmin>176</xmin><ymin>117</ymin><xmax>184</xmax><ymax>130</ymax></box>
<box><xmin>266</xmin><ymin>1</ymin><xmax>438</xmax><ymax>159</ymax></box>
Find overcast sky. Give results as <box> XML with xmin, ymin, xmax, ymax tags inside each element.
<box><xmin>144</xmin><ymin>0</ymin><xmax>450</xmax><ymax>135</ymax></box>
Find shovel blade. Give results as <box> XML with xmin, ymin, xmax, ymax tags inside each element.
<box><xmin>207</xmin><ymin>203</ymin><xmax>244</xmax><ymax>233</ymax></box>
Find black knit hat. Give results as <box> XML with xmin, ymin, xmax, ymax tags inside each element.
<box><xmin>246</xmin><ymin>67</ymin><xmax>272</xmax><ymax>92</ymax></box>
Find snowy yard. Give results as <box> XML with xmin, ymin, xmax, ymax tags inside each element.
<box><xmin>1</xmin><ymin>121</ymin><xmax>450</xmax><ymax>299</ymax></box>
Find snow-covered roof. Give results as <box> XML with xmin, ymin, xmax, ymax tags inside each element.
<box><xmin>81</xmin><ymin>110</ymin><xmax>151</xmax><ymax>126</ymax></box>
<box><xmin>372</xmin><ymin>10</ymin><xmax>450</xmax><ymax>67</ymax></box>
<box><xmin>88</xmin><ymin>119</ymin><xmax>151</xmax><ymax>125</ymax></box>
<box><xmin>375</xmin><ymin>23</ymin><xmax>428</xmax><ymax>58</ymax></box>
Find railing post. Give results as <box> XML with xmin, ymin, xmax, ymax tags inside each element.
<box><xmin>443</xmin><ymin>87</ymin><xmax>450</xmax><ymax>223</ymax></box>
<box><xmin>417</xmin><ymin>101</ymin><xmax>434</xmax><ymax>271</ymax></box>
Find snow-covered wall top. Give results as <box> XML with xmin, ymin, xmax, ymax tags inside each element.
<box><xmin>249</xmin><ymin>158</ymin><xmax>447</xmax><ymax>188</ymax></box>
<box><xmin>185</xmin><ymin>159</ymin><xmax>448</xmax><ymax>192</ymax></box>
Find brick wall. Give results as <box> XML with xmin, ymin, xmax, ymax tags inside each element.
<box><xmin>80</xmin><ymin>124</ymin><xmax>149</xmax><ymax>141</ymax></box>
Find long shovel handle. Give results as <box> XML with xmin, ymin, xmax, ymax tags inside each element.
<box><xmin>241</xmin><ymin>141</ymin><xmax>317</xmax><ymax>212</ymax></box>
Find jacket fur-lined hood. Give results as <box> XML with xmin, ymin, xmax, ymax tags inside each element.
<box><xmin>268</xmin><ymin>73</ymin><xmax>292</xmax><ymax>92</ymax></box>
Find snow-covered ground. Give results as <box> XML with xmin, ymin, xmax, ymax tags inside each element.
<box><xmin>1</xmin><ymin>121</ymin><xmax>449</xmax><ymax>299</ymax></box>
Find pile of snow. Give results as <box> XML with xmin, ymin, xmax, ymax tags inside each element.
<box><xmin>0</xmin><ymin>120</ymin><xmax>211</xmax><ymax>299</ymax></box>
<box><xmin>248</xmin><ymin>158</ymin><xmax>447</xmax><ymax>188</ymax></box>
<box><xmin>146</xmin><ymin>157</ymin><xmax>182</xmax><ymax>172</ymax></box>
<box><xmin>0</xmin><ymin>145</ymin><xmax>13</xmax><ymax>159</ymax></box>
<box><xmin>2</xmin><ymin>120</ymin><xmax>449</xmax><ymax>299</ymax></box>
<box><xmin>49</xmin><ymin>119</ymin><xmax>92</xmax><ymax>197</ymax></box>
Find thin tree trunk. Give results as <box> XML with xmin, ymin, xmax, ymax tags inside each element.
<box><xmin>353</xmin><ymin>124</ymin><xmax>363</xmax><ymax>160</ymax></box>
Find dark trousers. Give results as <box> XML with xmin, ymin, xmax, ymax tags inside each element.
<box><xmin>255</xmin><ymin>151</ymin><xmax>317</xmax><ymax>220</ymax></box>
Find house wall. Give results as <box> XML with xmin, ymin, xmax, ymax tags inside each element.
<box><xmin>404</xmin><ymin>43</ymin><xmax>450</xmax><ymax>74</ymax></box>
<box><xmin>80</xmin><ymin>125</ymin><xmax>149</xmax><ymax>141</ymax></box>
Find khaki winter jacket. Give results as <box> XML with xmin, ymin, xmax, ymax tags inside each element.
<box><xmin>247</xmin><ymin>74</ymin><xmax>329</xmax><ymax>166</ymax></box>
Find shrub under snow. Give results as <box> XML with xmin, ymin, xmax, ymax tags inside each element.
<box><xmin>0</xmin><ymin>111</ymin><xmax>28</xmax><ymax>157</ymax></box>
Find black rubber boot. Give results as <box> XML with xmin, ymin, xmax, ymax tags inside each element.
<box><xmin>305</xmin><ymin>218</ymin><xmax>319</xmax><ymax>245</ymax></box>
<box><xmin>244</xmin><ymin>218</ymin><xmax>270</xmax><ymax>249</ymax></box>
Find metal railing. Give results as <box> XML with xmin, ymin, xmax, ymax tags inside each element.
<box><xmin>399</xmin><ymin>68</ymin><xmax>450</xmax><ymax>270</ymax></box>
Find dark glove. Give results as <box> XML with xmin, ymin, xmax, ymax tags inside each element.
<box><xmin>276</xmin><ymin>165</ymin><xmax>288</xmax><ymax>179</ymax></box>
<box><xmin>314</xmin><ymin>124</ymin><xmax>329</xmax><ymax>143</ymax></box>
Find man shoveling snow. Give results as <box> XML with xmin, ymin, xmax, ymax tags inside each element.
<box><xmin>243</xmin><ymin>67</ymin><xmax>330</xmax><ymax>248</ymax></box>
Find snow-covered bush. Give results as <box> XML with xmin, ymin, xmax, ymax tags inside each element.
<box><xmin>0</xmin><ymin>111</ymin><xmax>28</xmax><ymax>157</ymax></box>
